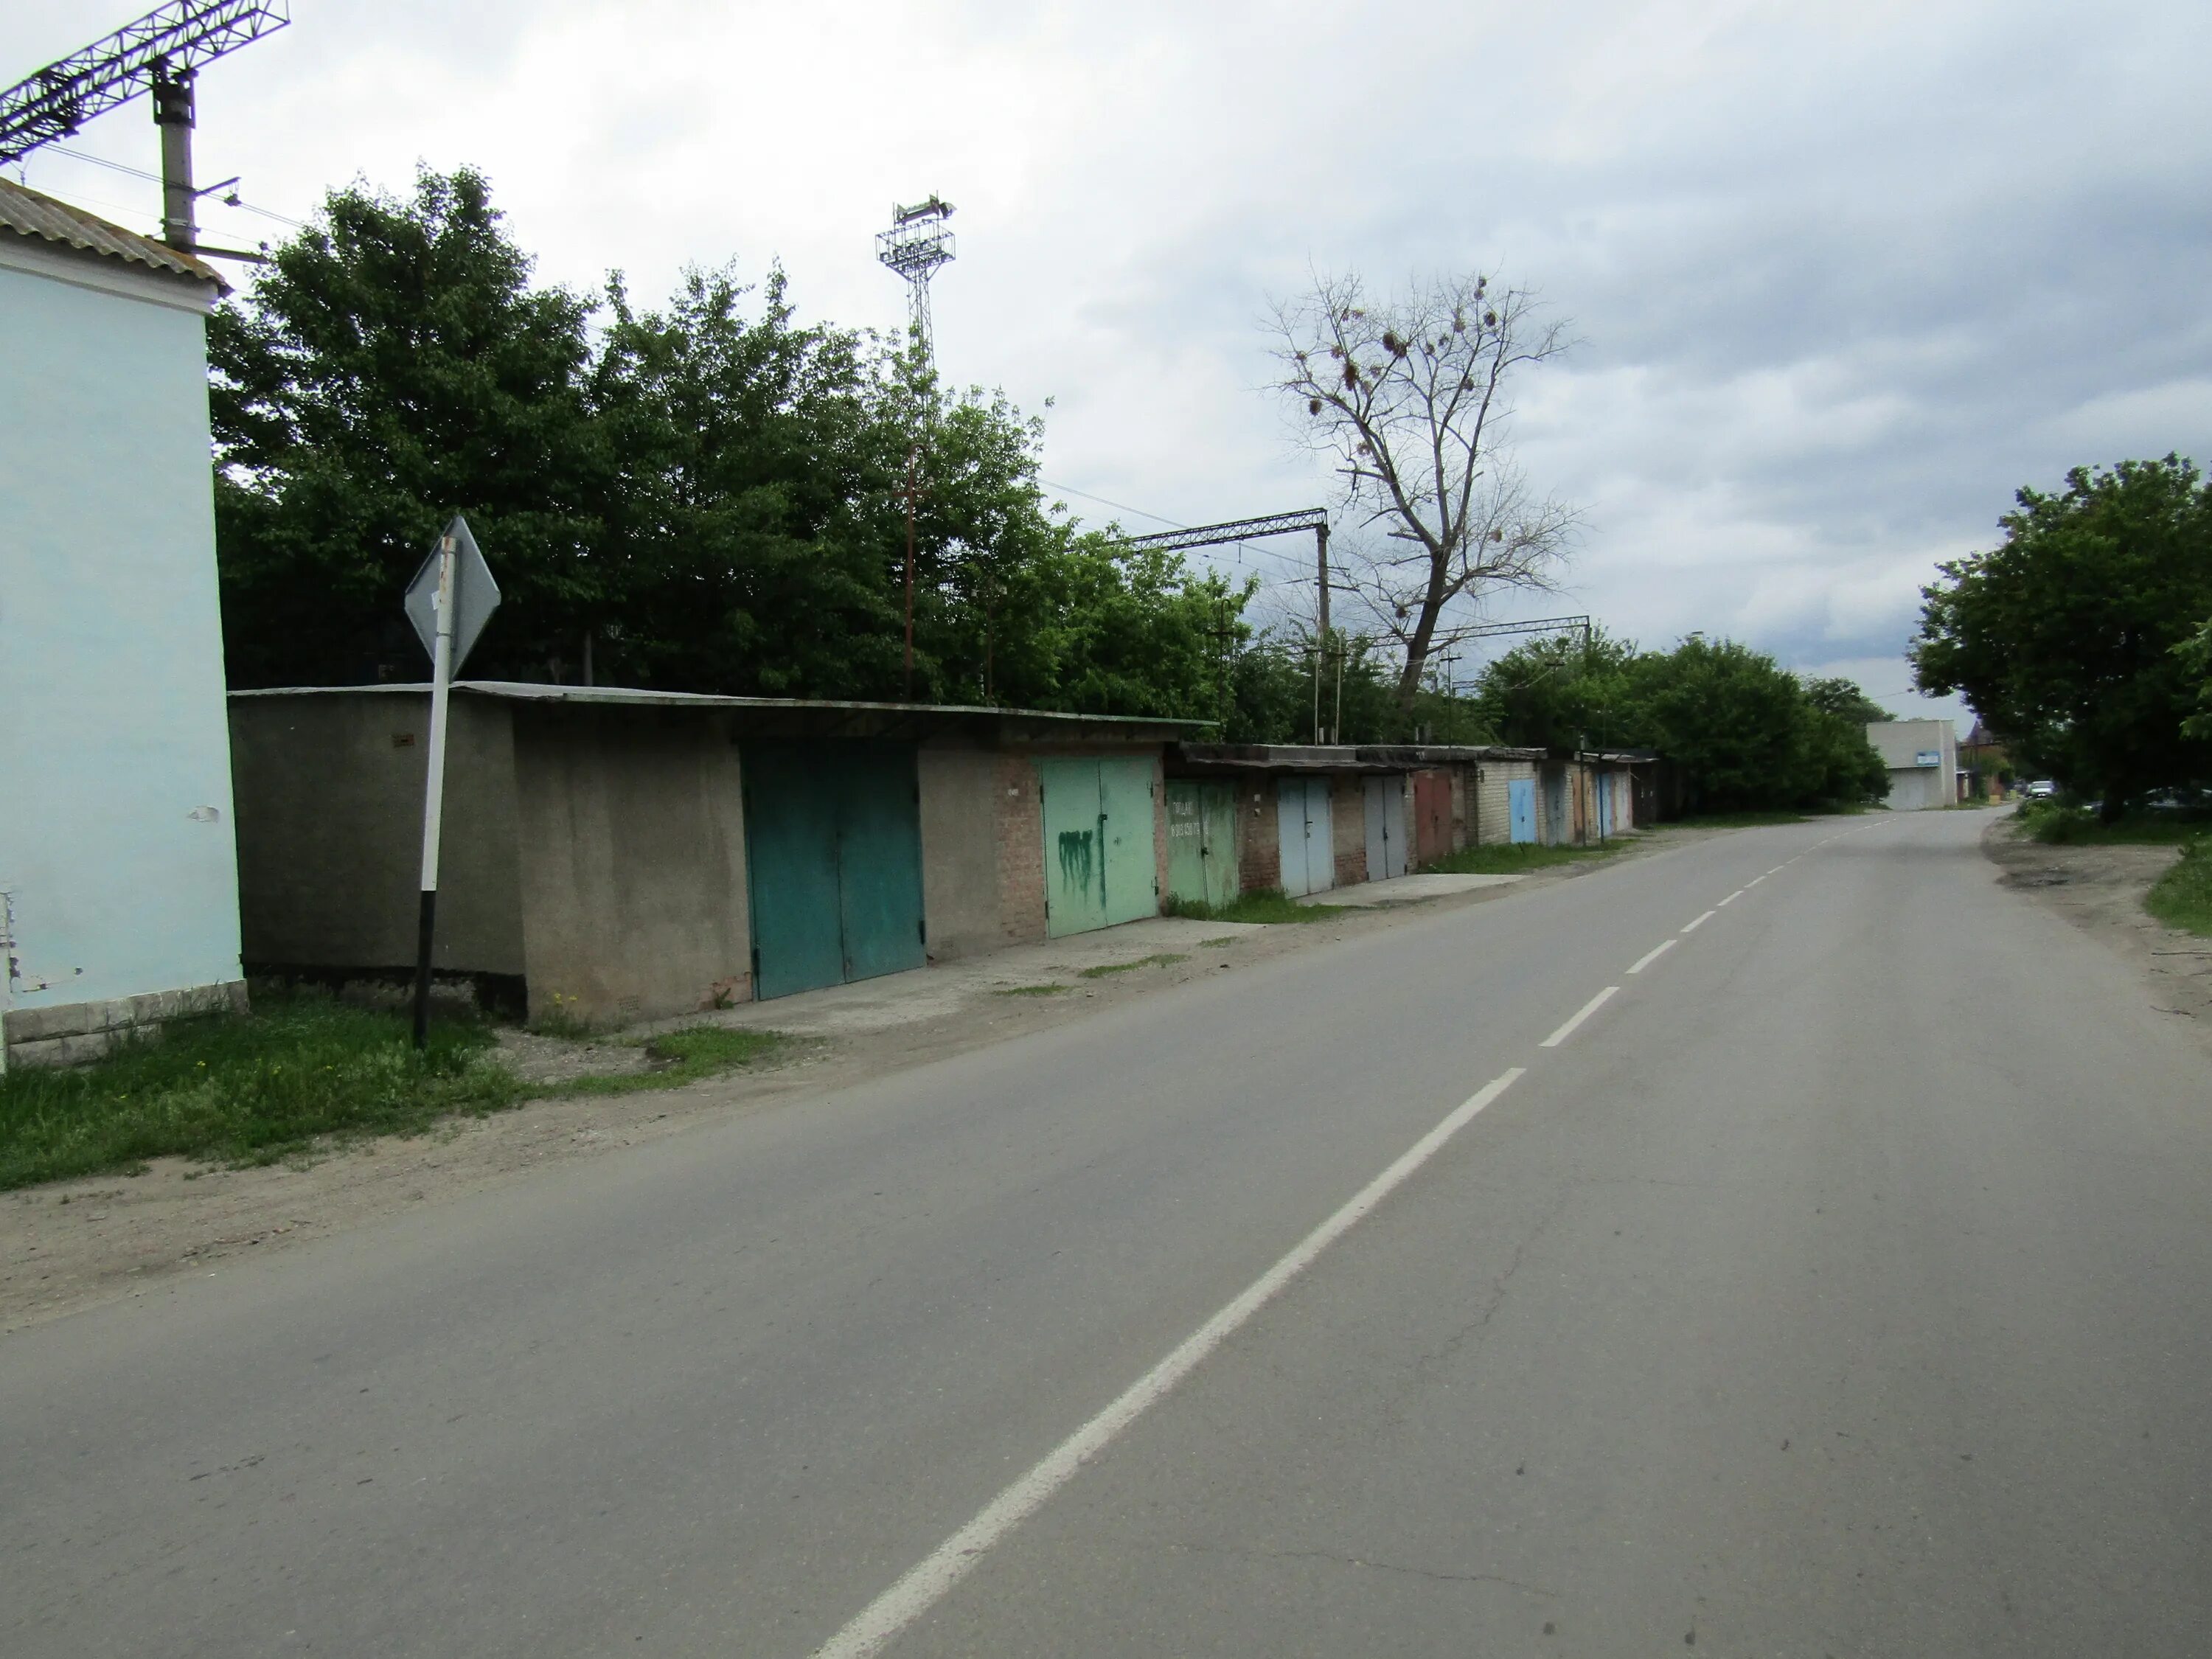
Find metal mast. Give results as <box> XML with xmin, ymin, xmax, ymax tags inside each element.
<box><xmin>876</xmin><ymin>195</ymin><xmax>956</xmax><ymax>372</ymax></box>
<box><xmin>0</xmin><ymin>1</ymin><xmax>291</xmax><ymax>254</ymax></box>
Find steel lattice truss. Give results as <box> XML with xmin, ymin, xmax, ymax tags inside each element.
<box><xmin>0</xmin><ymin>1</ymin><xmax>290</xmax><ymax>164</ymax></box>
<box><xmin>1455</xmin><ymin>613</ymin><xmax>1593</xmax><ymax>645</ymax></box>
<box><xmin>1118</xmin><ymin>508</ymin><xmax>1328</xmax><ymax>556</ymax></box>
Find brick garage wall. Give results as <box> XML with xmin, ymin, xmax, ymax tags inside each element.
<box><xmin>1331</xmin><ymin>776</ymin><xmax>1366</xmax><ymax>888</ymax></box>
<box><xmin>1238</xmin><ymin>777</ymin><xmax>1281</xmax><ymax>893</ymax></box>
<box><xmin>993</xmin><ymin>755</ymin><xmax>1047</xmax><ymax>945</ymax></box>
<box><xmin>1474</xmin><ymin>761</ymin><xmax>1526</xmax><ymax>845</ymax></box>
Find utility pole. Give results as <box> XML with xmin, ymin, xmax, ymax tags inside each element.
<box><xmin>903</xmin><ymin>446</ymin><xmax>919</xmax><ymax>700</ymax></box>
<box><xmin>1315</xmin><ymin>520</ymin><xmax>1331</xmax><ymax>744</ymax></box>
<box><xmin>151</xmin><ymin>63</ymin><xmax>195</xmax><ymax>251</ymax></box>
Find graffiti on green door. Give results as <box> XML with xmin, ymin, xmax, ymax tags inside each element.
<box><xmin>1057</xmin><ymin>827</ymin><xmax>1097</xmax><ymax>897</ymax></box>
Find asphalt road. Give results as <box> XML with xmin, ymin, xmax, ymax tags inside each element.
<box><xmin>6</xmin><ymin>812</ymin><xmax>2210</xmax><ymax>1657</ymax></box>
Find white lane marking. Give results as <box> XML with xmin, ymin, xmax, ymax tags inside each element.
<box><xmin>1626</xmin><ymin>939</ymin><xmax>1676</xmax><ymax>975</ymax></box>
<box><xmin>1746</xmin><ymin>874</ymin><xmax>1767</xmax><ymax>888</ymax></box>
<box><xmin>1767</xmin><ymin>866</ymin><xmax>1784</xmax><ymax>876</ymax></box>
<box><xmin>1680</xmin><ymin>910</ymin><xmax>1716</xmax><ymax>933</ymax></box>
<box><xmin>813</xmin><ymin>1068</ymin><xmax>1530</xmax><ymax>1659</ymax></box>
<box><xmin>1717</xmin><ymin>889</ymin><xmax>1744</xmax><ymax>906</ymax></box>
<box><xmin>1540</xmin><ymin>987</ymin><xmax>1619</xmax><ymax>1049</ymax></box>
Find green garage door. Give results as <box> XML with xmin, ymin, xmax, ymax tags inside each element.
<box><xmin>744</xmin><ymin>745</ymin><xmax>926</xmax><ymax>1000</ymax></box>
<box><xmin>1039</xmin><ymin>756</ymin><xmax>1161</xmax><ymax>937</ymax></box>
<box><xmin>1165</xmin><ymin>781</ymin><xmax>1239</xmax><ymax>910</ymax></box>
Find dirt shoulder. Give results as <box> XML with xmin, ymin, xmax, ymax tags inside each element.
<box><xmin>1981</xmin><ymin>822</ymin><xmax>2212</xmax><ymax>1037</ymax></box>
<box><xmin>1</xmin><ymin>821</ymin><xmax>1748</xmax><ymax>1335</ymax></box>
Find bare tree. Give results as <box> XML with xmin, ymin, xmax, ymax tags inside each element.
<box><xmin>1266</xmin><ymin>269</ymin><xmax>1578</xmax><ymax>706</ymax></box>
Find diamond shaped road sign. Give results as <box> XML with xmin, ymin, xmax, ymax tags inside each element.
<box><xmin>403</xmin><ymin>515</ymin><xmax>501</xmax><ymax>674</ymax></box>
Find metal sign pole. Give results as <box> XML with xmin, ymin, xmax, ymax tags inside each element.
<box><xmin>411</xmin><ymin>535</ymin><xmax>458</xmax><ymax>1049</ymax></box>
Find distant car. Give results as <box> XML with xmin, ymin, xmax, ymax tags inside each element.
<box><xmin>2024</xmin><ymin>780</ymin><xmax>2057</xmax><ymax>800</ymax></box>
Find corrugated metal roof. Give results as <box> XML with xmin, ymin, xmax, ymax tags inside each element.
<box><xmin>0</xmin><ymin>176</ymin><xmax>224</xmax><ymax>289</ymax></box>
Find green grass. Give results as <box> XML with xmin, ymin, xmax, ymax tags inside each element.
<box><xmin>1671</xmin><ymin>810</ymin><xmax>1813</xmax><ymax>827</ymax></box>
<box><xmin>2017</xmin><ymin>802</ymin><xmax>2205</xmax><ymax>846</ymax></box>
<box><xmin>1197</xmin><ymin>936</ymin><xmax>1238</xmax><ymax>947</ymax></box>
<box><xmin>548</xmin><ymin>1026</ymin><xmax>782</xmax><ymax>1096</ymax></box>
<box><xmin>2146</xmin><ymin>837</ymin><xmax>2212</xmax><ymax>935</ymax></box>
<box><xmin>991</xmin><ymin>984</ymin><xmax>1068</xmax><ymax>997</ymax></box>
<box><xmin>0</xmin><ymin>989</ymin><xmax>521</xmax><ymax>1192</ymax></box>
<box><xmin>1163</xmin><ymin>890</ymin><xmax>1345</xmax><ymax>924</ymax></box>
<box><xmin>1422</xmin><ymin>838</ymin><xmax>1630</xmax><ymax>876</ymax></box>
<box><xmin>1077</xmin><ymin>953</ymin><xmax>1189</xmax><ymax>979</ymax></box>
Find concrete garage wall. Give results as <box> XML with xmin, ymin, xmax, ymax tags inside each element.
<box><xmin>229</xmin><ymin>690</ymin><xmax>524</xmax><ymax>983</ymax></box>
<box><xmin>511</xmin><ymin>704</ymin><xmax>750</xmax><ymax>1023</ymax></box>
<box><xmin>919</xmin><ymin>745</ymin><xmax>1003</xmax><ymax>961</ymax></box>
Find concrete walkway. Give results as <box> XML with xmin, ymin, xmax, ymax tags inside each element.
<box><xmin>670</xmin><ymin>916</ymin><xmax>1267</xmax><ymax>1037</ymax></box>
<box><xmin>1298</xmin><ymin>870</ymin><xmax>1523</xmax><ymax>907</ymax></box>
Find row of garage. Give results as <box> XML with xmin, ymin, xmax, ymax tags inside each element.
<box><xmin>1161</xmin><ymin>745</ymin><xmax>1644</xmax><ymax>907</ymax></box>
<box><xmin>226</xmin><ymin>686</ymin><xmax>1649</xmax><ymax>1026</ymax></box>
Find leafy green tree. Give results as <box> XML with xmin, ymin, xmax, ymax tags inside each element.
<box><xmin>1472</xmin><ymin>627</ymin><xmax>1638</xmax><ymax>751</ymax></box>
<box><xmin>1801</xmin><ymin>677</ymin><xmax>1895</xmax><ymax>727</ymax></box>
<box><xmin>1913</xmin><ymin>456</ymin><xmax>2212</xmax><ymax>817</ymax></box>
<box><xmin>211</xmin><ymin>167</ymin><xmax>605</xmax><ymax>687</ymax></box>
<box><xmin>209</xmin><ymin>164</ymin><xmax>1264</xmax><ymax>721</ymax></box>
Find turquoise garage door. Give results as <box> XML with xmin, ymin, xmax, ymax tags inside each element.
<box><xmin>743</xmin><ymin>745</ymin><xmax>926</xmax><ymax>1000</ymax></box>
<box><xmin>1039</xmin><ymin>756</ymin><xmax>1160</xmax><ymax>937</ymax></box>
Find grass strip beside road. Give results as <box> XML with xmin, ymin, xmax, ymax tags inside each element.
<box><xmin>1423</xmin><ymin>839</ymin><xmax>1630</xmax><ymax>876</ymax></box>
<box><xmin>0</xmin><ymin>991</ymin><xmax>784</xmax><ymax>1191</ymax></box>
<box><xmin>548</xmin><ymin>1026</ymin><xmax>781</xmax><ymax>1097</ymax></box>
<box><xmin>1077</xmin><ymin>953</ymin><xmax>1189</xmax><ymax>979</ymax></box>
<box><xmin>0</xmin><ymin>991</ymin><xmax>520</xmax><ymax>1191</ymax></box>
<box><xmin>2146</xmin><ymin>838</ymin><xmax>2212</xmax><ymax>936</ymax></box>
<box><xmin>2020</xmin><ymin>802</ymin><xmax>2208</xmax><ymax>846</ymax></box>
<box><xmin>1164</xmin><ymin>891</ymin><xmax>1344</xmax><ymax>924</ymax></box>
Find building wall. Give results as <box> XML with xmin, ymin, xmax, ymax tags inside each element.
<box><xmin>1866</xmin><ymin>719</ymin><xmax>1958</xmax><ymax>812</ymax></box>
<box><xmin>919</xmin><ymin>745</ymin><xmax>1003</xmax><ymax>961</ymax></box>
<box><xmin>1</xmin><ymin>253</ymin><xmax>244</xmax><ymax>1064</ymax></box>
<box><xmin>992</xmin><ymin>755</ymin><xmax>1048</xmax><ymax>944</ymax></box>
<box><xmin>1237</xmin><ymin>778</ymin><xmax>1282</xmax><ymax>894</ymax></box>
<box><xmin>510</xmin><ymin>704</ymin><xmax>749</xmax><ymax>1023</ymax></box>
<box><xmin>228</xmin><ymin>691</ymin><xmax>525</xmax><ymax>983</ymax></box>
<box><xmin>1329</xmin><ymin>776</ymin><xmax>1366</xmax><ymax>888</ymax></box>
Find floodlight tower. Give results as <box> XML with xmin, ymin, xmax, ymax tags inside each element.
<box><xmin>0</xmin><ymin>1</ymin><xmax>291</xmax><ymax>257</ymax></box>
<box><xmin>876</xmin><ymin>195</ymin><xmax>956</xmax><ymax>372</ymax></box>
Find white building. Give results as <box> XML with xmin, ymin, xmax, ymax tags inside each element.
<box><xmin>1</xmin><ymin>180</ymin><xmax>246</xmax><ymax>1067</ymax></box>
<box><xmin>1865</xmin><ymin>717</ymin><xmax>1960</xmax><ymax>811</ymax></box>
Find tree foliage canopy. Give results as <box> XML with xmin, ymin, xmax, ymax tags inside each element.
<box><xmin>211</xmin><ymin>166</ymin><xmax>1252</xmax><ymax>717</ymax></box>
<box><xmin>1913</xmin><ymin>456</ymin><xmax>2212</xmax><ymax>813</ymax></box>
<box><xmin>1473</xmin><ymin>631</ymin><xmax>1890</xmax><ymax>811</ymax></box>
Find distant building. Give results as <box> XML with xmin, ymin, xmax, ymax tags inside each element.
<box><xmin>0</xmin><ymin>180</ymin><xmax>246</xmax><ymax>1067</ymax></box>
<box><xmin>1865</xmin><ymin>718</ymin><xmax>1960</xmax><ymax>810</ymax></box>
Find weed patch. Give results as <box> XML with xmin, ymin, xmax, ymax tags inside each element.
<box><xmin>1197</xmin><ymin>936</ymin><xmax>1237</xmax><ymax>947</ymax></box>
<box><xmin>2019</xmin><ymin>803</ymin><xmax>2203</xmax><ymax>846</ymax></box>
<box><xmin>1423</xmin><ymin>840</ymin><xmax>1628</xmax><ymax>875</ymax></box>
<box><xmin>1165</xmin><ymin>890</ymin><xmax>1343</xmax><ymax>925</ymax></box>
<box><xmin>2146</xmin><ymin>838</ymin><xmax>2212</xmax><ymax>935</ymax></box>
<box><xmin>549</xmin><ymin>1026</ymin><xmax>781</xmax><ymax>1096</ymax></box>
<box><xmin>0</xmin><ymin>990</ymin><xmax>518</xmax><ymax>1191</ymax></box>
<box><xmin>1077</xmin><ymin>953</ymin><xmax>1189</xmax><ymax>979</ymax></box>
<box><xmin>990</xmin><ymin>984</ymin><xmax>1068</xmax><ymax>998</ymax></box>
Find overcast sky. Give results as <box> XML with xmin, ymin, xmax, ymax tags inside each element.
<box><xmin>15</xmin><ymin>0</ymin><xmax>2211</xmax><ymax>721</ymax></box>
